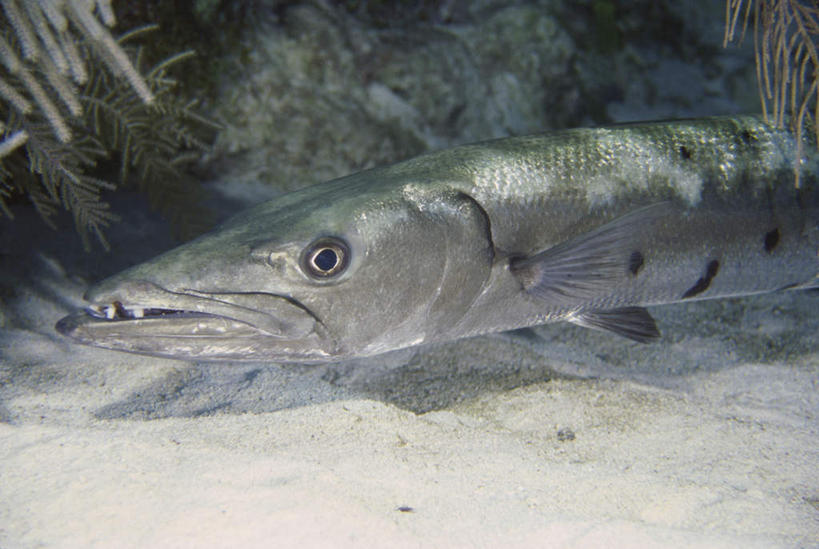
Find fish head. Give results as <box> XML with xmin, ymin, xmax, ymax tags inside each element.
<box><xmin>56</xmin><ymin>173</ymin><xmax>493</xmax><ymax>361</ymax></box>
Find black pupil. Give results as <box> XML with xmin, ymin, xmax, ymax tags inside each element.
<box><xmin>314</xmin><ymin>248</ymin><xmax>338</xmax><ymax>271</ymax></box>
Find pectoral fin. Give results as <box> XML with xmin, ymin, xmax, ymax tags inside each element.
<box><xmin>509</xmin><ymin>204</ymin><xmax>665</xmax><ymax>304</ymax></box>
<box><xmin>569</xmin><ymin>306</ymin><xmax>660</xmax><ymax>343</ymax></box>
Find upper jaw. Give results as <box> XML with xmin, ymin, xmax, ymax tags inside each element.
<box><xmin>55</xmin><ymin>280</ymin><xmax>335</xmax><ymax>362</ymax></box>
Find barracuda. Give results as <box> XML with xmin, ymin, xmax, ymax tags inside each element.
<box><xmin>56</xmin><ymin>116</ymin><xmax>819</xmax><ymax>362</ymax></box>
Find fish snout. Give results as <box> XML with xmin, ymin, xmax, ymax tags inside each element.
<box><xmin>83</xmin><ymin>279</ymin><xmax>318</xmax><ymax>339</ymax></box>
<box><xmin>57</xmin><ymin>278</ymin><xmax>336</xmax><ymax>361</ymax></box>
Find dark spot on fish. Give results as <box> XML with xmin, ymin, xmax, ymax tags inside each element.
<box><xmin>679</xmin><ymin>145</ymin><xmax>692</xmax><ymax>160</ymax></box>
<box><xmin>628</xmin><ymin>250</ymin><xmax>644</xmax><ymax>275</ymax></box>
<box><xmin>397</xmin><ymin>506</ymin><xmax>414</xmax><ymax>513</ymax></box>
<box><xmin>764</xmin><ymin>228</ymin><xmax>780</xmax><ymax>253</ymax></box>
<box><xmin>682</xmin><ymin>259</ymin><xmax>720</xmax><ymax>299</ymax></box>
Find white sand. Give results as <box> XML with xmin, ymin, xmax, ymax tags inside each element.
<box><xmin>1</xmin><ymin>263</ymin><xmax>817</xmax><ymax>548</ymax></box>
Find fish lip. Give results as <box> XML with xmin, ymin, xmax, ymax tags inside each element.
<box><xmin>55</xmin><ymin>281</ymin><xmax>335</xmax><ymax>361</ymax></box>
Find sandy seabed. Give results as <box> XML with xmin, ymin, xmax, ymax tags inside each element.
<box><xmin>1</xmin><ymin>254</ymin><xmax>817</xmax><ymax>548</ymax></box>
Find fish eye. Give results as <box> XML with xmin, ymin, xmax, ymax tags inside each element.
<box><xmin>302</xmin><ymin>237</ymin><xmax>349</xmax><ymax>278</ymax></box>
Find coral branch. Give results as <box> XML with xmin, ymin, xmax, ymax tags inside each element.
<box><xmin>0</xmin><ymin>128</ymin><xmax>27</xmax><ymax>158</ymax></box>
<box><xmin>0</xmin><ymin>0</ymin><xmax>213</xmax><ymax>247</ymax></box>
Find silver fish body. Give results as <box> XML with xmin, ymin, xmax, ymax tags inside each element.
<box><xmin>56</xmin><ymin>116</ymin><xmax>819</xmax><ymax>361</ymax></box>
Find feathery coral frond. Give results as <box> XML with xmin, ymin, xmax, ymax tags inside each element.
<box><xmin>0</xmin><ymin>0</ymin><xmax>215</xmax><ymax>248</ymax></box>
<box><xmin>725</xmin><ymin>1</ymin><xmax>819</xmax><ymax>155</ymax></box>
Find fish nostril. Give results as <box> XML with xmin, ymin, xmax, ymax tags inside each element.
<box><xmin>266</xmin><ymin>251</ymin><xmax>292</xmax><ymax>275</ymax></box>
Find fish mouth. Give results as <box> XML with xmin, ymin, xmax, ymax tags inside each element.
<box><xmin>55</xmin><ymin>281</ymin><xmax>334</xmax><ymax>362</ymax></box>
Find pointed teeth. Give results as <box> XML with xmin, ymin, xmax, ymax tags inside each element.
<box><xmin>85</xmin><ymin>303</ymin><xmax>146</xmax><ymax>321</ymax></box>
<box><xmin>85</xmin><ymin>304</ymin><xmax>114</xmax><ymax>319</ymax></box>
<box><xmin>83</xmin><ymin>303</ymin><xmax>211</xmax><ymax>321</ymax></box>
